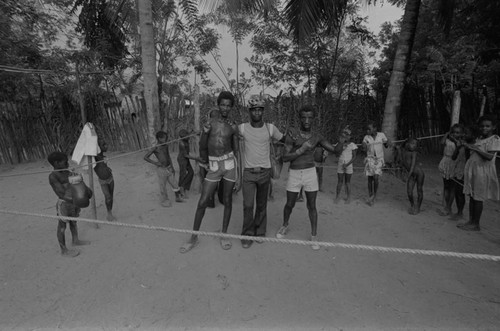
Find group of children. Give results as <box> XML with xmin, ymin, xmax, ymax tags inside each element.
<box><xmin>47</xmin><ymin>114</ymin><xmax>499</xmax><ymax>257</ymax></box>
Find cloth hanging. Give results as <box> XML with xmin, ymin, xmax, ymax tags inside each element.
<box><xmin>71</xmin><ymin>122</ymin><xmax>100</xmax><ymax>169</ymax></box>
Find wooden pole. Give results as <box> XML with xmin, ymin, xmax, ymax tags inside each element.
<box><xmin>76</xmin><ymin>63</ymin><xmax>98</xmax><ymax>224</ymax></box>
<box><xmin>192</xmin><ymin>84</ymin><xmax>202</xmax><ymax>193</ymax></box>
<box><xmin>451</xmin><ymin>89</ymin><xmax>461</xmax><ymax>126</ymax></box>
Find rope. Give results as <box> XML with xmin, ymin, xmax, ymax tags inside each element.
<box><xmin>1</xmin><ymin>209</ymin><xmax>499</xmax><ymax>262</ymax></box>
<box><xmin>0</xmin><ymin>133</ymin><xmax>198</xmax><ymax>178</ymax></box>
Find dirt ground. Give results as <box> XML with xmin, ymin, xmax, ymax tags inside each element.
<box><xmin>1</xmin><ymin>150</ymin><xmax>500</xmax><ymax>331</ymax></box>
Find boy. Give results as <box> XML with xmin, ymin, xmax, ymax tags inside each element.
<box><xmin>94</xmin><ymin>139</ymin><xmax>116</xmax><ymax>221</ymax></box>
<box><xmin>48</xmin><ymin>152</ymin><xmax>90</xmax><ymax>257</ymax></box>
<box><xmin>180</xmin><ymin>91</ymin><xmax>241</xmax><ymax>253</ymax></box>
<box><xmin>277</xmin><ymin>105</ymin><xmax>342</xmax><ymax>250</ymax></box>
<box><xmin>144</xmin><ymin>131</ymin><xmax>184</xmax><ymax>207</ymax></box>
<box><xmin>400</xmin><ymin>138</ymin><xmax>425</xmax><ymax>215</ymax></box>
<box><xmin>362</xmin><ymin>122</ymin><xmax>390</xmax><ymax>206</ymax></box>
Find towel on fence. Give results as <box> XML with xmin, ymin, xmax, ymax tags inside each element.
<box><xmin>71</xmin><ymin>122</ymin><xmax>100</xmax><ymax>169</ymax></box>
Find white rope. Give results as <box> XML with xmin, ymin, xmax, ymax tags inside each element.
<box><xmin>1</xmin><ymin>209</ymin><xmax>499</xmax><ymax>262</ymax></box>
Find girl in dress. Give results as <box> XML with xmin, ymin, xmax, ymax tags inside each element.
<box><xmin>458</xmin><ymin>116</ymin><xmax>500</xmax><ymax>231</ymax></box>
<box><xmin>438</xmin><ymin>124</ymin><xmax>464</xmax><ymax>216</ymax></box>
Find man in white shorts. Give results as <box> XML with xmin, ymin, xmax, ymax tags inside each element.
<box><xmin>276</xmin><ymin>105</ymin><xmax>342</xmax><ymax>250</ymax></box>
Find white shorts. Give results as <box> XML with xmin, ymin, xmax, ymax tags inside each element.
<box><xmin>337</xmin><ymin>162</ymin><xmax>354</xmax><ymax>174</ymax></box>
<box><xmin>286</xmin><ymin>167</ymin><xmax>318</xmax><ymax>193</ymax></box>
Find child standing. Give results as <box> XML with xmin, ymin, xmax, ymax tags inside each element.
<box><xmin>94</xmin><ymin>138</ymin><xmax>116</xmax><ymax>221</ymax></box>
<box><xmin>458</xmin><ymin>116</ymin><xmax>500</xmax><ymax>231</ymax></box>
<box><xmin>437</xmin><ymin>124</ymin><xmax>463</xmax><ymax>216</ymax></box>
<box><xmin>400</xmin><ymin>138</ymin><xmax>425</xmax><ymax>215</ymax></box>
<box><xmin>48</xmin><ymin>152</ymin><xmax>91</xmax><ymax>257</ymax></box>
<box><xmin>448</xmin><ymin>126</ymin><xmax>470</xmax><ymax>220</ymax></box>
<box><xmin>362</xmin><ymin>122</ymin><xmax>390</xmax><ymax>206</ymax></box>
<box><xmin>144</xmin><ymin>131</ymin><xmax>184</xmax><ymax>207</ymax></box>
<box><xmin>335</xmin><ymin>128</ymin><xmax>358</xmax><ymax>204</ymax></box>
<box><xmin>177</xmin><ymin>129</ymin><xmax>195</xmax><ymax>199</ymax></box>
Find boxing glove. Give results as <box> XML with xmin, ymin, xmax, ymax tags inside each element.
<box><xmin>69</xmin><ymin>174</ymin><xmax>92</xmax><ymax>208</ymax></box>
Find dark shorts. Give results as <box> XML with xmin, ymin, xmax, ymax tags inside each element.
<box><xmin>56</xmin><ymin>200</ymin><xmax>80</xmax><ymax>223</ymax></box>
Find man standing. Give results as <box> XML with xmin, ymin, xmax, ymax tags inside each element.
<box><xmin>276</xmin><ymin>105</ymin><xmax>342</xmax><ymax>250</ymax></box>
<box><xmin>239</xmin><ymin>97</ymin><xmax>286</xmax><ymax>248</ymax></box>
<box><xmin>180</xmin><ymin>91</ymin><xmax>240</xmax><ymax>253</ymax></box>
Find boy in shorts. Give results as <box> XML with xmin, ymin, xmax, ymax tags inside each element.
<box><xmin>94</xmin><ymin>138</ymin><xmax>116</xmax><ymax>221</ymax></box>
<box><xmin>48</xmin><ymin>152</ymin><xmax>90</xmax><ymax>257</ymax></box>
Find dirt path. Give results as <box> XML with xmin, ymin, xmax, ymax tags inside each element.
<box><xmin>1</xmin><ymin>152</ymin><xmax>500</xmax><ymax>330</ymax></box>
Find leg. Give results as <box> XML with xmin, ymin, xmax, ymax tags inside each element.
<box><xmin>254</xmin><ymin>172</ymin><xmax>271</xmax><ymax>237</ymax></box>
<box><xmin>157</xmin><ymin>168</ymin><xmax>170</xmax><ymax>206</ymax></box>
<box><xmin>305</xmin><ymin>191</ymin><xmax>318</xmax><ymax>236</ymax></box>
<box><xmin>451</xmin><ymin>179</ymin><xmax>465</xmax><ymax>220</ymax></box>
<box><xmin>101</xmin><ymin>182</ymin><xmax>116</xmax><ymax>221</ymax></box>
<box><xmin>268</xmin><ymin>179</ymin><xmax>275</xmax><ymax>201</ymax></box>
<box><xmin>373</xmin><ymin>174</ymin><xmax>379</xmax><ymax>201</ymax></box>
<box><xmin>219</xmin><ymin>179</ymin><xmax>235</xmax><ymax>250</ymax></box>
<box><xmin>218</xmin><ymin>180</ymin><xmax>225</xmax><ymax>205</ymax></box>
<box><xmin>69</xmin><ymin>220</ymin><xmax>90</xmax><ymax>246</ymax></box>
<box><xmin>241</xmin><ymin>171</ymin><xmax>257</xmax><ymax>237</ymax></box>
<box><xmin>407</xmin><ymin>175</ymin><xmax>417</xmax><ymax>214</ymax></box>
<box><xmin>472</xmin><ymin>199</ymin><xmax>483</xmax><ymax>226</ymax></box>
<box><xmin>184</xmin><ymin>162</ymin><xmax>194</xmax><ymax>196</ymax></box>
<box><xmin>414</xmin><ymin>172</ymin><xmax>425</xmax><ymax>214</ymax></box>
<box><xmin>438</xmin><ymin>178</ymin><xmax>453</xmax><ymax>216</ymax></box>
<box><xmin>189</xmin><ymin>180</ymin><xmax>219</xmax><ymax>242</ymax></box>
<box><xmin>57</xmin><ymin>220</ymin><xmax>68</xmax><ymax>252</ymax></box>
<box><xmin>367</xmin><ymin>176</ymin><xmax>374</xmax><ymax>205</ymax></box>
<box><xmin>305</xmin><ymin>190</ymin><xmax>320</xmax><ymax>250</ymax></box>
<box><xmin>335</xmin><ymin>173</ymin><xmax>343</xmax><ymax>203</ymax></box>
<box><xmin>459</xmin><ymin>197</ymin><xmax>481</xmax><ymax>231</ymax></box>
<box><xmin>345</xmin><ymin>173</ymin><xmax>352</xmax><ymax>203</ymax></box>
<box><xmin>283</xmin><ymin>190</ymin><xmax>298</xmax><ymax>228</ymax></box>
<box><xmin>166</xmin><ymin>173</ymin><xmax>184</xmax><ymax>202</ymax></box>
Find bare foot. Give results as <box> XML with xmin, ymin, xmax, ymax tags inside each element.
<box><xmin>408</xmin><ymin>207</ymin><xmax>416</xmax><ymax>215</ymax></box>
<box><xmin>437</xmin><ymin>208</ymin><xmax>450</xmax><ymax>216</ymax></box>
<box><xmin>179</xmin><ymin>238</ymin><xmax>199</xmax><ymax>253</ymax></box>
<box><xmin>161</xmin><ymin>199</ymin><xmax>172</xmax><ymax>207</ymax></box>
<box><xmin>334</xmin><ymin>197</ymin><xmax>341</xmax><ymax>204</ymax></box>
<box><xmin>106</xmin><ymin>214</ymin><xmax>116</xmax><ymax>222</ymax></box>
<box><xmin>220</xmin><ymin>237</ymin><xmax>232</xmax><ymax>250</ymax></box>
<box><xmin>366</xmin><ymin>197</ymin><xmax>374</xmax><ymax>206</ymax></box>
<box><xmin>345</xmin><ymin>197</ymin><xmax>351</xmax><ymax>204</ymax></box>
<box><xmin>62</xmin><ymin>249</ymin><xmax>80</xmax><ymax>257</ymax></box>
<box><xmin>72</xmin><ymin>240</ymin><xmax>90</xmax><ymax>246</ymax></box>
<box><xmin>449</xmin><ymin>213</ymin><xmax>463</xmax><ymax>221</ymax></box>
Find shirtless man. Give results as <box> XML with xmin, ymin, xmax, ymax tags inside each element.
<box><xmin>180</xmin><ymin>91</ymin><xmax>240</xmax><ymax>253</ymax></box>
<box><xmin>400</xmin><ymin>137</ymin><xmax>425</xmax><ymax>215</ymax></box>
<box><xmin>276</xmin><ymin>105</ymin><xmax>342</xmax><ymax>250</ymax></box>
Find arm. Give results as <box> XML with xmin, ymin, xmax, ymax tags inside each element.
<box><xmin>451</xmin><ymin>142</ymin><xmax>463</xmax><ymax>161</ymax></box>
<box><xmin>144</xmin><ymin>149</ymin><xmax>162</xmax><ymax>167</ymax></box>
<box><xmin>465</xmin><ymin>144</ymin><xmax>496</xmax><ymax>161</ymax></box>
<box><xmin>282</xmin><ymin>136</ymin><xmax>311</xmax><ymax>162</ymax></box>
<box><xmin>49</xmin><ymin>174</ymin><xmax>72</xmax><ymax>203</ymax></box>
<box><xmin>233</xmin><ymin>125</ymin><xmax>242</xmax><ymax>191</ymax></box>
<box><xmin>166</xmin><ymin>148</ymin><xmax>174</xmax><ymax>172</ymax></box>
<box><xmin>440</xmin><ymin>133</ymin><xmax>449</xmax><ymax>146</ymax></box>
<box><xmin>344</xmin><ymin>149</ymin><xmax>358</xmax><ymax>168</ymax></box>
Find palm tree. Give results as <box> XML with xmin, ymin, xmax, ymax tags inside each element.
<box><xmin>138</xmin><ymin>0</ymin><xmax>160</xmax><ymax>145</ymax></box>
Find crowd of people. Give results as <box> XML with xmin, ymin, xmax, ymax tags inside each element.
<box><xmin>47</xmin><ymin>91</ymin><xmax>500</xmax><ymax>257</ymax></box>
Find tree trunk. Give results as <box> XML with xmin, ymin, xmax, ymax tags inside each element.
<box><xmin>381</xmin><ymin>0</ymin><xmax>421</xmax><ymax>161</ymax></box>
<box><xmin>451</xmin><ymin>89</ymin><xmax>461</xmax><ymax>126</ymax></box>
<box><xmin>138</xmin><ymin>0</ymin><xmax>160</xmax><ymax>146</ymax></box>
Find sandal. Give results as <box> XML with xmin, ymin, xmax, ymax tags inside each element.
<box><xmin>179</xmin><ymin>239</ymin><xmax>199</xmax><ymax>254</ymax></box>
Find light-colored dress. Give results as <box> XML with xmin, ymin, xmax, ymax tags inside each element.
<box><xmin>463</xmin><ymin>135</ymin><xmax>500</xmax><ymax>201</ymax></box>
<box><xmin>438</xmin><ymin>139</ymin><xmax>456</xmax><ymax>179</ymax></box>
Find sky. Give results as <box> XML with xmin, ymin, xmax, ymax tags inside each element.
<box><xmin>200</xmin><ymin>2</ymin><xmax>404</xmax><ymax>96</ymax></box>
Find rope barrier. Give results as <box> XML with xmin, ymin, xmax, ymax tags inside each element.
<box><xmin>0</xmin><ymin>133</ymin><xmax>198</xmax><ymax>178</ymax></box>
<box><xmin>1</xmin><ymin>209</ymin><xmax>499</xmax><ymax>262</ymax></box>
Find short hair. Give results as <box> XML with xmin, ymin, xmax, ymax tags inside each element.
<box><xmin>217</xmin><ymin>91</ymin><xmax>235</xmax><ymax>106</ymax></box>
<box><xmin>366</xmin><ymin>121</ymin><xmax>377</xmax><ymax>130</ymax></box>
<box><xmin>298</xmin><ymin>105</ymin><xmax>316</xmax><ymax>117</ymax></box>
<box><xmin>405</xmin><ymin>137</ymin><xmax>418</xmax><ymax>147</ymax></box>
<box><xmin>450</xmin><ymin>123</ymin><xmax>464</xmax><ymax>132</ymax></box>
<box><xmin>179</xmin><ymin>129</ymin><xmax>189</xmax><ymax>138</ymax></box>
<box><xmin>156</xmin><ymin>131</ymin><xmax>168</xmax><ymax>139</ymax></box>
<box><xmin>48</xmin><ymin>151</ymin><xmax>67</xmax><ymax>166</ymax></box>
<box><xmin>477</xmin><ymin>115</ymin><xmax>497</xmax><ymax>126</ymax></box>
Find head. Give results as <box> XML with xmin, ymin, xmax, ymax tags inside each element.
<box><xmin>298</xmin><ymin>105</ymin><xmax>316</xmax><ymax>131</ymax></box>
<box><xmin>48</xmin><ymin>151</ymin><xmax>69</xmax><ymax>170</ymax></box>
<box><xmin>98</xmin><ymin>138</ymin><xmax>108</xmax><ymax>152</ymax></box>
<box><xmin>179</xmin><ymin>129</ymin><xmax>189</xmax><ymax>140</ymax></box>
<box><xmin>341</xmin><ymin>127</ymin><xmax>352</xmax><ymax>142</ymax></box>
<box><xmin>248</xmin><ymin>96</ymin><xmax>265</xmax><ymax>123</ymax></box>
<box><xmin>156</xmin><ymin>130</ymin><xmax>168</xmax><ymax>144</ymax></box>
<box><xmin>477</xmin><ymin>115</ymin><xmax>497</xmax><ymax>137</ymax></box>
<box><xmin>217</xmin><ymin>91</ymin><xmax>235</xmax><ymax>118</ymax></box>
<box><xmin>405</xmin><ymin>137</ymin><xmax>418</xmax><ymax>151</ymax></box>
<box><xmin>366</xmin><ymin>121</ymin><xmax>377</xmax><ymax>136</ymax></box>
<box><xmin>449</xmin><ymin>124</ymin><xmax>464</xmax><ymax>141</ymax></box>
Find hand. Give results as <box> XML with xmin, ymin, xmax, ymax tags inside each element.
<box><xmin>202</xmin><ymin>121</ymin><xmax>211</xmax><ymax>133</ymax></box>
<box><xmin>342</xmin><ymin>164</ymin><xmax>347</xmax><ymax>170</ymax></box>
<box><xmin>233</xmin><ymin>177</ymin><xmax>241</xmax><ymax>193</ymax></box>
